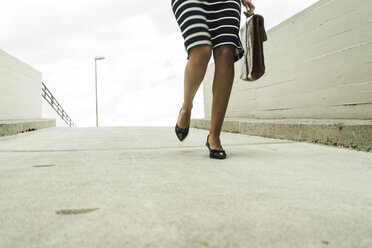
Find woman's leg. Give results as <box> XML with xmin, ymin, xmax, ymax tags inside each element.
<box><xmin>209</xmin><ymin>45</ymin><xmax>235</xmax><ymax>150</ymax></box>
<box><xmin>177</xmin><ymin>45</ymin><xmax>212</xmax><ymax>129</ymax></box>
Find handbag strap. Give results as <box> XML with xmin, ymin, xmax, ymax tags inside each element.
<box><xmin>244</xmin><ymin>11</ymin><xmax>254</xmax><ymax>18</ymax></box>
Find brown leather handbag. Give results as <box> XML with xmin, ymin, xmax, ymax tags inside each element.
<box><xmin>240</xmin><ymin>12</ymin><xmax>267</xmax><ymax>81</ymax></box>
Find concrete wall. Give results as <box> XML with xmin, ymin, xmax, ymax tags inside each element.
<box><xmin>0</xmin><ymin>49</ymin><xmax>42</xmax><ymax>119</ymax></box>
<box><xmin>203</xmin><ymin>0</ymin><xmax>372</xmax><ymax>120</ymax></box>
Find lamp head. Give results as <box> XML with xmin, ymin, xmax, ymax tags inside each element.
<box><xmin>95</xmin><ymin>56</ymin><xmax>105</xmax><ymax>60</ymax></box>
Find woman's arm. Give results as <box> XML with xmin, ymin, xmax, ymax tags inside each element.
<box><xmin>241</xmin><ymin>0</ymin><xmax>255</xmax><ymax>13</ymax></box>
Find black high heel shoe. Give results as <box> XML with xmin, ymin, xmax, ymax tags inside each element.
<box><xmin>175</xmin><ymin>108</ymin><xmax>189</xmax><ymax>141</ymax></box>
<box><xmin>206</xmin><ymin>135</ymin><xmax>226</xmax><ymax>159</ymax></box>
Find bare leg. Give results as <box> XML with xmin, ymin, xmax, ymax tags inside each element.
<box><xmin>209</xmin><ymin>45</ymin><xmax>235</xmax><ymax>150</ymax></box>
<box><xmin>177</xmin><ymin>45</ymin><xmax>212</xmax><ymax>129</ymax></box>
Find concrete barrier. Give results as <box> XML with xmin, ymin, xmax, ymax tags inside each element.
<box><xmin>191</xmin><ymin>118</ymin><xmax>372</xmax><ymax>152</ymax></box>
<box><xmin>193</xmin><ymin>0</ymin><xmax>372</xmax><ymax>151</ymax></box>
<box><xmin>0</xmin><ymin>119</ymin><xmax>56</xmax><ymax>137</ymax></box>
<box><xmin>0</xmin><ymin>50</ymin><xmax>55</xmax><ymax>136</ymax></box>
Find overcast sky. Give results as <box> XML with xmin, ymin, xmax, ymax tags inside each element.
<box><xmin>0</xmin><ymin>0</ymin><xmax>318</xmax><ymax>127</ymax></box>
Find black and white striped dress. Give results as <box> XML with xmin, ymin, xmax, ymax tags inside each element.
<box><xmin>171</xmin><ymin>0</ymin><xmax>244</xmax><ymax>62</ymax></box>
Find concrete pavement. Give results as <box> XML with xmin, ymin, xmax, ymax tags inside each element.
<box><xmin>0</xmin><ymin>127</ymin><xmax>371</xmax><ymax>248</ymax></box>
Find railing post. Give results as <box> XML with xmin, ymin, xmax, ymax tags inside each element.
<box><xmin>41</xmin><ymin>82</ymin><xmax>76</xmax><ymax>127</ymax></box>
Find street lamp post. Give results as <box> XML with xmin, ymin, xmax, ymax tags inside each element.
<box><xmin>94</xmin><ymin>56</ymin><xmax>105</xmax><ymax>127</ymax></box>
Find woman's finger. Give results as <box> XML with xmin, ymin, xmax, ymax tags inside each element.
<box><xmin>248</xmin><ymin>2</ymin><xmax>255</xmax><ymax>12</ymax></box>
<box><xmin>242</xmin><ymin>0</ymin><xmax>255</xmax><ymax>13</ymax></box>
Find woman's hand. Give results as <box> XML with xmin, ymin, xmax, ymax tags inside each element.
<box><xmin>241</xmin><ymin>0</ymin><xmax>255</xmax><ymax>14</ymax></box>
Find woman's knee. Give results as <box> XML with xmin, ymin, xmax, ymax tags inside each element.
<box><xmin>213</xmin><ymin>45</ymin><xmax>235</xmax><ymax>64</ymax></box>
<box><xmin>188</xmin><ymin>45</ymin><xmax>212</xmax><ymax>67</ymax></box>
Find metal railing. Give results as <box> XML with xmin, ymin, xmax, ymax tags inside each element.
<box><xmin>41</xmin><ymin>82</ymin><xmax>77</xmax><ymax>127</ymax></box>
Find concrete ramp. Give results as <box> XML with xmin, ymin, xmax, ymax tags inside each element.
<box><xmin>0</xmin><ymin>127</ymin><xmax>371</xmax><ymax>248</ymax></box>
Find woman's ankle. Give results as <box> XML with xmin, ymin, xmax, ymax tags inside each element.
<box><xmin>182</xmin><ymin>103</ymin><xmax>193</xmax><ymax>112</ymax></box>
<box><xmin>208</xmin><ymin>131</ymin><xmax>220</xmax><ymax>139</ymax></box>
<box><xmin>208</xmin><ymin>133</ymin><xmax>223</xmax><ymax>150</ymax></box>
